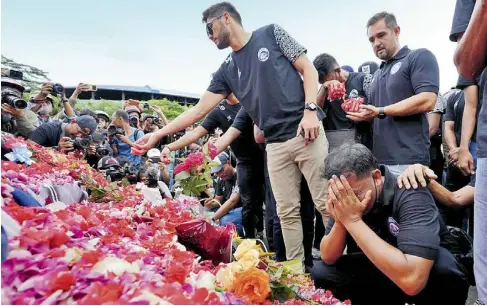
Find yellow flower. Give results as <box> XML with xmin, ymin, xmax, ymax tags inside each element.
<box><xmin>234</xmin><ymin>239</ymin><xmax>259</xmax><ymax>260</ymax></box>
<box><xmin>216</xmin><ymin>262</ymin><xmax>245</xmax><ymax>291</ymax></box>
<box><xmin>238</xmin><ymin>249</ymin><xmax>260</xmax><ymax>270</ymax></box>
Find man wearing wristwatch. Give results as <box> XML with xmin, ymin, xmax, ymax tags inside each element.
<box><xmin>132</xmin><ymin>2</ymin><xmax>328</xmax><ymax>267</ymax></box>
<box><xmin>346</xmin><ymin>12</ymin><xmax>439</xmax><ymax>176</ymax></box>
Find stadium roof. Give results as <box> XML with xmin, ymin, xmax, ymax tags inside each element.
<box><xmin>65</xmin><ymin>85</ymin><xmax>200</xmax><ymax>99</ymax></box>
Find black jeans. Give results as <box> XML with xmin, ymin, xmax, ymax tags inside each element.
<box><xmin>264</xmin><ymin>172</ymin><xmax>314</xmax><ymax>267</ymax></box>
<box><xmin>314</xmin><ymin>209</ymin><xmax>326</xmax><ymax>249</ymax></box>
<box><xmin>311</xmin><ymin>248</ymin><xmax>469</xmax><ymax>305</ymax></box>
<box><xmin>237</xmin><ymin>157</ymin><xmax>265</xmax><ymax>238</ymax></box>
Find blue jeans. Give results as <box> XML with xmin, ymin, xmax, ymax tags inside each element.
<box><xmin>206</xmin><ymin>207</ymin><xmax>244</xmax><ymax>237</ymax></box>
<box><xmin>470</xmin><ymin>141</ymin><xmax>477</xmax><ymax>166</ymax></box>
<box><xmin>474</xmin><ymin>157</ymin><xmax>487</xmax><ymax>303</ymax></box>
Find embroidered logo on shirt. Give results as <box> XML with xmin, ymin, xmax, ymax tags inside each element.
<box><xmin>390</xmin><ymin>62</ymin><xmax>402</xmax><ymax>75</ymax></box>
<box><xmin>258</xmin><ymin>48</ymin><xmax>269</xmax><ymax>62</ymax></box>
<box><xmin>388</xmin><ymin>217</ymin><xmax>400</xmax><ymax>237</ymax></box>
<box><xmin>225</xmin><ymin>55</ymin><xmax>232</xmax><ymax>64</ymax></box>
<box><xmin>238</xmin><ymin>68</ymin><xmax>241</xmax><ymax>79</ymax></box>
<box><xmin>218</xmin><ymin>104</ymin><xmax>226</xmax><ymax>111</ymax></box>
<box><xmin>227</xmin><ymin>115</ymin><xmax>232</xmax><ymax>122</ymax></box>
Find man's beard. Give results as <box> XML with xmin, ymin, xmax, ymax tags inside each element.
<box><xmin>216</xmin><ymin>28</ymin><xmax>231</xmax><ymax>50</ymax></box>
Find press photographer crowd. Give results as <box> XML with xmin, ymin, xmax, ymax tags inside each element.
<box><xmin>1</xmin><ymin>0</ymin><xmax>486</xmax><ymax>304</ymax></box>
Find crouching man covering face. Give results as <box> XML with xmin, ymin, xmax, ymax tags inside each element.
<box><xmin>311</xmin><ymin>143</ymin><xmax>469</xmax><ymax>305</ymax></box>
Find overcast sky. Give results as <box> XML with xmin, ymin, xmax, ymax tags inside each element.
<box><xmin>2</xmin><ymin>0</ymin><xmax>459</xmax><ymax>95</ymax></box>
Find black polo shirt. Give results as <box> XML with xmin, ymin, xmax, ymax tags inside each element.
<box><xmin>29</xmin><ymin>121</ymin><xmax>64</xmax><ymax>147</ymax></box>
<box><xmin>368</xmin><ymin>46</ymin><xmax>440</xmax><ymax>165</ymax></box>
<box><xmin>443</xmin><ymin>88</ymin><xmax>465</xmax><ymax>144</ymax></box>
<box><xmin>208</xmin><ymin>24</ymin><xmax>308</xmax><ymax>144</ymax></box>
<box><xmin>201</xmin><ymin>100</ymin><xmax>259</xmax><ymax>161</ymax></box>
<box><xmin>326</xmin><ymin>166</ymin><xmax>446</xmax><ymax>260</ymax></box>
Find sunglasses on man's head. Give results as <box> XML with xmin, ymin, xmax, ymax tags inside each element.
<box><xmin>206</xmin><ymin>14</ymin><xmax>224</xmax><ymax>36</ymax></box>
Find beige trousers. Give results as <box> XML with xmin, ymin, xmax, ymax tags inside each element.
<box><xmin>266</xmin><ymin>126</ymin><xmax>329</xmax><ymax>262</ymax></box>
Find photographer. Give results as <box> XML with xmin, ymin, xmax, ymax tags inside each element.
<box><xmin>146</xmin><ymin>148</ymin><xmax>170</xmax><ymax>185</ymax></box>
<box><xmin>109</xmin><ymin>110</ymin><xmax>144</xmax><ymax>167</ymax></box>
<box><xmin>30</xmin><ymin>83</ymin><xmax>76</xmax><ymax>124</ymax></box>
<box><xmin>95</xmin><ymin>111</ymin><xmax>110</xmax><ymax>132</ymax></box>
<box><xmin>86</xmin><ymin>132</ymin><xmax>113</xmax><ymax>168</ymax></box>
<box><xmin>52</xmin><ymin>83</ymin><xmax>91</xmax><ymax>122</ymax></box>
<box><xmin>1</xmin><ymin>76</ymin><xmax>37</xmax><ymax>138</ymax></box>
<box><xmin>28</xmin><ymin>115</ymin><xmax>97</xmax><ymax>152</ymax></box>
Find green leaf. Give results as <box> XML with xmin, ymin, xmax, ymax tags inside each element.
<box><xmin>175</xmin><ymin>171</ymin><xmax>190</xmax><ymax>181</ymax></box>
<box><xmin>270</xmin><ymin>282</ymin><xmax>297</xmax><ymax>302</ymax></box>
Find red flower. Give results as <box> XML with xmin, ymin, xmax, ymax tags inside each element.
<box><xmin>208</xmin><ymin>143</ymin><xmax>218</xmax><ymax>159</ymax></box>
<box><xmin>165</xmin><ymin>262</ymin><xmax>190</xmax><ymax>284</ymax></box>
<box><xmin>49</xmin><ymin>271</ymin><xmax>76</xmax><ymax>294</ymax></box>
<box><xmin>174</xmin><ymin>162</ymin><xmax>191</xmax><ymax>175</ymax></box>
<box><xmin>328</xmin><ymin>83</ymin><xmax>346</xmax><ymax>100</ymax></box>
<box><xmin>81</xmin><ymin>250</ymin><xmax>104</xmax><ymax>265</ymax></box>
<box><xmin>78</xmin><ymin>282</ymin><xmax>125</xmax><ymax>305</ymax></box>
<box><xmin>50</xmin><ymin>231</ymin><xmax>69</xmax><ymax>248</ymax></box>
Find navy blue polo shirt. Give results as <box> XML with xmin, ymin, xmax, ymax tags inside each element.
<box><xmin>368</xmin><ymin>46</ymin><xmax>440</xmax><ymax>165</ymax></box>
<box><xmin>207</xmin><ymin>24</ymin><xmax>308</xmax><ymax>144</ymax></box>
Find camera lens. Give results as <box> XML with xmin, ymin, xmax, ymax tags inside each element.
<box><xmin>153</xmin><ymin>117</ymin><xmax>160</xmax><ymax>124</ymax></box>
<box><xmin>52</xmin><ymin>83</ymin><xmax>65</xmax><ymax>94</ymax></box>
<box><xmin>14</xmin><ymin>99</ymin><xmax>28</xmax><ymax>109</ymax></box>
<box><xmin>2</xmin><ymin>94</ymin><xmax>27</xmax><ymax>109</ymax></box>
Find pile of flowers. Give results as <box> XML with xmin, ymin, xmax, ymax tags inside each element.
<box><xmin>1</xmin><ymin>136</ymin><xmax>349</xmax><ymax>305</ymax></box>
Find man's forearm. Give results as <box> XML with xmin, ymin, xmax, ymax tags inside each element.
<box><xmin>427</xmin><ymin>113</ymin><xmax>441</xmax><ymax>138</ymax></box>
<box><xmin>444</xmin><ymin>123</ymin><xmax>459</xmax><ymax>150</ymax></box>
<box><xmin>214</xmin><ymin>127</ymin><xmax>241</xmax><ymax>154</ymax></box>
<box><xmin>428</xmin><ymin>180</ymin><xmax>460</xmax><ymax>207</ymax></box>
<box><xmin>319</xmin><ymin>221</ymin><xmax>347</xmax><ymax>264</ymax></box>
<box><xmin>303</xmin><ymin>66</ymin><xmax>319</xmax><ymax>104</ymax></box>
<box><xmin>345</xmin><ymin>220</ymin><xmax>430</xmax><ymax>294</ymax></box>
<box><xmin>62</xmin><ymin>101</ymin><xmax>76</xmax><ymax>118</ymax></box>
<box><xmin>384</xmin><ymin>92</ymin><xmax>437</xmax><ymax>117</ymax></box>
<box><xmin>213</xmin><ymin>194</ymin><xmax>239</xmax><ymax>220</ymax></box>
<box><xmin>167</xmin><ymin>126</ymin><xmax>208</xmax><ymax>151</ymax></box>
<box><xmin>455</xmin><ymin>0</ymin><xmax>487</xmax><ymax>79</ymax></box>
<box><xmin>460</xmin><ymin>85</ymin><xmax>479</xmax><ymax>149</ymax></box>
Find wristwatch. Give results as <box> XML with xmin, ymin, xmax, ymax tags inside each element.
<box><xmin>305</xmin><ymin>102</ymin><xmax>317</xmax><ymax>111</ymax></box>
<box><xmin>378</xmin><ymin>107</ymin><xmax>386</xmax><ymax>119</ymax></box>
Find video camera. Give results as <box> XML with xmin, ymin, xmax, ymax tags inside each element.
<box><xmin>1</xmin><ymin>91</ymin><xmax>27</xmax><ymax>109</ymax></box>
<box><xmin>105</xmin><ymin>162</ymin><xmax>140</xmax><ymax>183</ymax></box>
<box><xmin>68</xmin><ymin>136</ymin><xmax>92</xmax><ymax>150</ymax></box>
<box><xmin>1</xmin><ymin>68</ymin><xmax>23</xmax><ymax>81</ymax></box>
<box><xmin>107</xmin><ymin>125</ymin><xmax>124</xmax><ymax>137</ymax></box>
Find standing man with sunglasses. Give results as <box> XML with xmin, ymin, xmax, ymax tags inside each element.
<box><xmin>133</xmin><ymin>2</ymin><xmax>328</xmax><ymax>267</ymax></box>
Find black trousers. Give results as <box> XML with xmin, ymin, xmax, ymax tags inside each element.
<box><xmin>236</xmin><ymin>158</ymin><xmax>265</xmax><ymax>238</ymax></box>
<box><xmin>264</xmin><ymin>173</ymin><xmax>314</xmax><ymax>267</ymax></box>
<box><xmin>311</xmin><ymin>248</ymin><xmax>469</xmax><ymax>305</ymax></box>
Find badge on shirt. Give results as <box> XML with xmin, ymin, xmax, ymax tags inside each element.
<box><xmin>390</xmin><ymin>62</ymin><xmax>402</xmax><ymax>75</ymax></box>
<box><xmin>258</xmin><ymin>48</ymin><xmax>269</xmax><ymax>62</ymax></box>
<box><xmin>388</xmin><ymin>217</ymin><xmax>400</xmax><ymax>237</ymax></box>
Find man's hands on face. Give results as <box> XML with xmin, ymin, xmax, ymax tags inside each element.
<box><xmin>457</xmin><ymin>147</ymin><xmax>475</xmax><ymax>176</ymax></box>
<box><xmin>58</xmin><ymin>137</ymin><xmax>74</xmax><ymax>152</ymax></box>
<box><xmin>397</xmin><ymin>164</ymin><xmax>437</xmax><ymax>190</ymax></box>
<box><xmin>323</xmin><ymin>80</ymin><xmax>341</xmax><ymax>90</ymax></box>
<box><xmin>1</xmin><ymin>104</ymin><xmax>24</xmax><ymax>118</ymax></box>
<box><xmin>327</xmin><ymin>175</ymin><xmax>371</xmax><ymax>227</ymax></box>
<box><xmin>297</xmin><ymin>109</ymin><xmax>320</xmax><ymax>145</ymax></box>
<box><xmin>346</xmin><ymin>104</ymin><xmax>379</xmax><ymax>122</ymax></box>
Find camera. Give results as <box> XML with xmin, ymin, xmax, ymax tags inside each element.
<box><xmin>142</xmin><ymin>102</ymin><xmax>150</xmax><ymax>110</ymax></box>
<box><xmin>144</xmin><ymin>115</ymin><xmax>160</xmax><ymax>124</ymax></box>
<box><xmin>129</xmin><ymin>117</ymin><xmax>138</xmax><ymax>127</ymax></box>
<box><xmin>51</xmin><ymin>83</ymin><xmax>65</xmax><ymax>95</ymax></box>
<box><xmin>95</xmin><ymin>145</ymin><xmax>110</xmax><ymax>156</ymax></box>
<box><xmin>69</xmin><ymin>137</ymin><xmax>92</xmax><ymax>150</ymax></box>
<box><xmin>107</xmin><ymin>125</ymin><xmax>124</xmax><ymax>136</ymax></box>
<box><xmin>126</xmin><ymin>163</ymin><xmax>140</xmax><ymax>176</ymax></box>
<box><xmin>1</xmin><ymin>92</ymin><xmax>27</xmax><ymax>109</ymax></box>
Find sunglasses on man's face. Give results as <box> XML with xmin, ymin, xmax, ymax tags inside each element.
<box><xmin>206</xmin><ymin>14</ymin><xmax>224</xmax><ymax>37</ymax></box>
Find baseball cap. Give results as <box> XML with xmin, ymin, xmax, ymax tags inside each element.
<box><xmin>30</xmin><ymin>91</ymin><xmax>55</xmax><ymax>102</ymax></box>
<box><xmin>76</xmin><ymin>115</ymin><xmax>98</xmax><ymax>135</ymax></box>
<box><xmin>211</xmin><ymin>152</ymin><xmax>230</xmax><ymax>174</ymax></box>
<box><xmin>341</xmin><ymin>65</ymin><xmax>354</xmax><ymax>73</ymax></box>
<box><xmin>147</xmin><ymin>148</ymin><xmax>161</xmax><ymax>162</ymax></box>
<box><xmin>1</xmin><ymin>77</ymin><xmax>25</xmax><ymax>92</ymax></box>
<box><xmin>125</xmin><ymin>105</ymin><xmax>141</xmax><ymax>115</ymax></box>
<box><xmin>97</xmin><ymin>156</ymin><xmax>121</xmax><ymax>170</ymax></box>
<box><xmin>358</xmin><ymin>61</ymin><xmax>379</xmax><ymax>74</ymax></box>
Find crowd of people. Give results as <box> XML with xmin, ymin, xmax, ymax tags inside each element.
<box><xmin>1</xmin><ymin>0</ymin><xmax>486</xmax><ymax>304</ymax></box>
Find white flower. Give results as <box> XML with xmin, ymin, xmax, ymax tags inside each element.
<box><xmin>92</xmin><ymin>257</ymin><xmax>140</xmax><ymax>276</ymax></box>
<box><xmin>186</xmin><ymin>271</ymin><xmax>216</xmax><ymax>291</ymax></box>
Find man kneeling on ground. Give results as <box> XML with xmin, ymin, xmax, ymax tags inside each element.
<box><xmin>311</xmin><ymin>143</ymin><xmax>469</xmax><ymax>305</ymax></box>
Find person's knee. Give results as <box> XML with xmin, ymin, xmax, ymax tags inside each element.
<box><xmin>310</xmin><ymin>261</ymin><xmax>335</xmax><ymax>287</ymax></box>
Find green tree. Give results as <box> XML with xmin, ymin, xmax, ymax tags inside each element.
<box><xmin>2</xmin><ymin>55</ymin><xmax>50</xmax><ymax>90</ymax></box>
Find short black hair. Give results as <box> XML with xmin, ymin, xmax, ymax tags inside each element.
<box><xmin>366</xmin><ymin>11</ymin><xmax>398</xmax><ymax>30</ymax></box>
<box><xmin>313</xmin><ymin>53</ymin><xmax>339</xmax><ymax>84</ymax></box>
<box><xmin>324</xmin><ymin>143</ymin><xmax>379</xmax><ymax>180</ymax></box>
<box><xmin>113</xmin><ymin>109</ymin><xmax>129</xmax><ymax>122</ymax></box>
<box><xmin>202</xmin><ymin>2</ymin><xmax>242</xmax><ymax>25</ymax></box>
